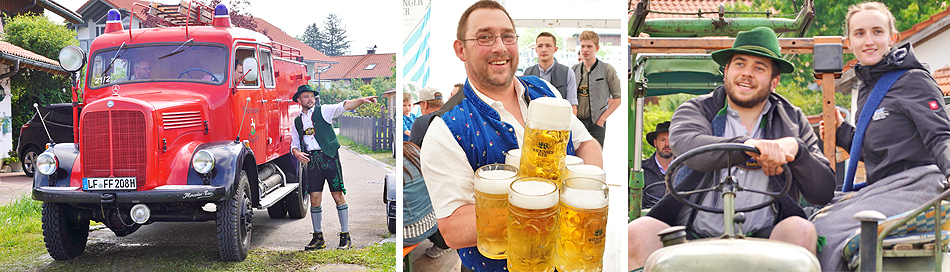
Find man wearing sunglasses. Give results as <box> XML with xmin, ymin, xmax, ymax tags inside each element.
<box><xmin>418</xmin><ymin>1</ymin><xmax>603</xmax><ymax>271</ymax></box>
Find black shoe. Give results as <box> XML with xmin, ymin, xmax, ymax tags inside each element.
<box><xmin>338</xmin><ymin>232</ymin><xmax>351</xmax><ymax>249</ymax></box>
<box><xmin>305</xmin><ymin>232</ymin><xmax>326</xmax><ymax>250</ymax></box>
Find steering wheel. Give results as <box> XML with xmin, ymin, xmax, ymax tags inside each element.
<box><xmin>178</xmin><ymin>68</ymin><xmax>218</xmax><ymax>81</ymax></box>
<box><xmin>664</xmin><ymin>143</ymin><xmax>792</xmax><ymax>213</ymax></box>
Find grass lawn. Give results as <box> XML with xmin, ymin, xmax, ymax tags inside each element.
<box><xmin>0</xmin><ymin>194</ymin><xmax>395</xmax><ymax>271</ymax></box>
<box><xmin>338</xmin><ymin>136</ymin><xmax>395</xmax><ymax>167</ymax></box>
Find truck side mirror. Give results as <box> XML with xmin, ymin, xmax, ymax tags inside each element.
<box><xmin>242</xmin><ymin>57</ymin><xmax>258</xmax><ymax>82</ymax></box>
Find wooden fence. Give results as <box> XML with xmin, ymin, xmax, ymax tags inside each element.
<box><xmin>339</xmin><ymin>115</ymin><xmax>394</xmax><ymax>151</ymax></box>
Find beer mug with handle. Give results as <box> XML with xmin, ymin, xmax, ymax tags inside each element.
<box><xmin>508</xmin><ymin>177</ymin><xmax>559</xmax><ymax>272</ymax></box>
<box><xmin>556</xmin><ymin>177</ymin><xmax>609</xmax><ymax>271</ymax></box>
<box><xmin>474</xmin><ymin>163</ymin><xmax>518</xmax><ymax>259</ymax></box>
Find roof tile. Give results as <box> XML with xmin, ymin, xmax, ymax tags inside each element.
<box><xmin>0</xmin><ymin>41</ymin><xmax>60</xmax><ymax>66</ymax></box>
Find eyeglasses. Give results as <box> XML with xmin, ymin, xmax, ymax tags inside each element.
<box><xmin>463</xmin><ymin>33</ymin><xmax>519</xmax><ymax>46</ymax></box>
<box><xmin>135</xmin><ymin>67</ymin><xmax>152</xmax><ymax>71</ymax></box>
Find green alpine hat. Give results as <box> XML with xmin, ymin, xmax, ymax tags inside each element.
<box><xmin>711</xmin><ymin>27</ymin><xmax>794</xmax><ymax>74</ymax></box>
<box><xmin>292</xmin><ymin>84</ymin><xmax>319</xmax><ymax>102</ymax></box>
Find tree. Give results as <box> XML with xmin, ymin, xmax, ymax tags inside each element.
<box><xmin>297</xmin><ymin>23</ymin><xmax>324</xmax><ymax>51</ymax></box>
<box><xmin>3</xmin><ymin>14</ymin><xmax>78</xmax><ymax>147</ymax></box>
<box><xmin>317</xmin><ymin>14</ymin><xmax>352</xmax><ymax>56</ymax></box>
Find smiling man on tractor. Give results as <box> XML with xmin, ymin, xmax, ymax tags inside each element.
<box><xmin>628</xmin><ymin>27</ymin><xmax>836</xmax><ymax>271</ymax></box>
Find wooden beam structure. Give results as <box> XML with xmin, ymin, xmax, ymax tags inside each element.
<box><xmin>630</xmin><ymin>37</ymin><xmax>852</xmax><ymax>55</ymax></box>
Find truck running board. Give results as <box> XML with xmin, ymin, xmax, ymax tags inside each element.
<box><xmin>257</xmin><ymin>183</ymin><xmax>298</xmax><ymax>209</ymax></box>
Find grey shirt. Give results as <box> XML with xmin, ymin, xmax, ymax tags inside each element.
<box><xmin>692</xmin><ymin>102</ymin><xmax>776</xmax><ymax>237</ymax></box>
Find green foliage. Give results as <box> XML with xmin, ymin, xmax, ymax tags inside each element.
<box><xmin>370</xmin><ymin>77</ymin><xmax>395</xmax><ymax>95</ymax></box>
<box><xmin>3</xmin><ymin>14</ymin><xmax>77</xmax><ymax>149</ymax></box>
<box><xmin>319</xmin><ymin>84</ymin><xmax>359</xmax><ymax>105</ymax></box>
<box><xmin>640</xmin><ymin>94</ymin><xmax>695</xmax><ymax>159</ymax></box>
<box><xmin>297</xmin><ymin>23</ymin><xmax>325</xmax><ymax>51</ymax></box>
<box><xmin>302</xmin><ymin>13</ymin><xmax>352</xmax><ymax>56</ymax></box>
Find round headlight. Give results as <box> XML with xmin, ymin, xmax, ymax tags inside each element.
<box><xmin>36</xmin><ymin>153</ymin><xmax>58</xmax><ymax>176</ymax></box>
<box><xmin>192</xmin><ymin>150</ymin><xmax>215</xmax><ymax>174</ymax></box>
<box><xmin>58</xmin><ymin>45</ymin><xmax>86</xmax><ymax>72</ymax></box>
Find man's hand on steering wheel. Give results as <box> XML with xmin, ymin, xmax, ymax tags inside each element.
<box><xmin>743</xmin><ymin>137</ymin><xmax>798</xmax><ymax>176</ymax></box>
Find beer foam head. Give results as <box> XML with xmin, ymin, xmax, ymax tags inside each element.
<box><xmin>505</xmin><ymin>149</ymin><xmax>522</xmax><ymax>168</ymax></box>
<box><xmin>475</xmin><ymin>169</ymin><xmax>518</xmax><ymax>194</ymax></box>
<box><xmin>564</xmin><ymin>155</ymin><xmax>584</xmax><ymax>166</ymax></box>
<box><xmin>564</xmin><ymin>164</ymin><xmax>606</xmax><ymax>181</ymax></box>
<box><xmin>526</xmin><ymin>97</ymin><xmax>572</xmax><ymax>130</ymax></box>
<box><xmin>561</xmin><ymin>178</ymin><xmax>608</xmax><ymax>209</ymax></box>
<box><xmin>509</xmin><ymin>178</ymin><xmax>558</xmax><ymax>209</ymax></box>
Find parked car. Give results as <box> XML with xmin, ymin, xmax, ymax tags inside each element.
<box><xmin>18</xmin><ymin>103</ymin><xmax>75</xmax><ymax>177</ymax></box>
<box><xmin>384</xmin><ymin>173</ymin><xmax>396</xmax><ymax>234</ymax></box>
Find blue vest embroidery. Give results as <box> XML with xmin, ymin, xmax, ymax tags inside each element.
<box><xmin>444</xmin><ymin>76</ymin><xmax>576</xmax><ymax>270</ymax></box>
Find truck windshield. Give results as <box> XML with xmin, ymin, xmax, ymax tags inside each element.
<box><xmin>88</xmin><ymin>43</ymin><xmax>228</xmax><ymax>88</ymax></box>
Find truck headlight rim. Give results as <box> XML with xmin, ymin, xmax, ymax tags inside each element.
<box><xmin>192</xmin><ymin>150</ymin><xmax>215</xmax><ymax>174</ymax></box>
<box><xmin>36</xmin><ymin>153</ymin><xmax>58</xmax><ymax>176</ymax></box>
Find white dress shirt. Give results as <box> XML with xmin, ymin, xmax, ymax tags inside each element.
<box><xmin>421</xmin><ymin>79</ymin><xmax>594</xmax><ymax>219</ymax></box>
<box><xmin>290</xmin><ymin>102</ymin><xmax>346</xmax><ymax>151</ymax></box>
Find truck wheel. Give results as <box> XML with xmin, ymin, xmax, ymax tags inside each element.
<box><xmin>284</xmin><ymin>181</ymin><xmax>308</xmax><ymax>219</ymax></box>
<box><xmin>41</xmin><ymin>202</ymin><xmax>89</xmax><ymax>260</ymax></box>
<box><xmin>216</xmin><ymin>170</ymin><xmax>252</xmax><ymax>262</ymax></box>
<box><xmin>22</xmin><ymin>146</ymin><xmax>42</xmax><ymax>178</ymax></box>
<box><xmin>267</xmin><ymin>201</ymin><xmax>287</xmax><ymax>218</ymax></box>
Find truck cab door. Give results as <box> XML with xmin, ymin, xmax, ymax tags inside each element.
<box><xmin>233</xmin><ymin>45</ymin><xmax>265</xmax><ymax>162</ymax></box>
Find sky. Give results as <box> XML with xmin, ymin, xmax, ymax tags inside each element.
<box><xmin>44</xmin><ymin>0</ymin><xmax>400</xmax><ymax>54</ymax></box>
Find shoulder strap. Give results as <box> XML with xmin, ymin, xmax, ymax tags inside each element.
<box><xmin>843</xmin><ymin>69</ymin><xmax>909</xmax><ymax>192</ymax></box>
<box><xmin>294</xmin><ymin>115</ymin><xmax>307</xmax><ymax>151</ymax></box>
<box><xmin>434</xmin><ymin>84</ymin><xmax>467</xmax><ymax>118</ymax></box>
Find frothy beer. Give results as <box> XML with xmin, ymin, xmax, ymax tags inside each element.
<box><xmin>519</xmin><ymin>97</ymin><xmax>573</xmax><ymax>182</ymax></box>
<box><xmin>474</xmin><ymin>164</ymin><xmax>518</xmax><ymax>259</ymax></box>
<box><xmin>556</xmin><ymin>177</ymin><xmax>608</xmax><ymax>271</ymax></box>
<box><xmin>508</xmin><ymin>177</ymin><xmax>559</xmax><ymax>272</ymax></box>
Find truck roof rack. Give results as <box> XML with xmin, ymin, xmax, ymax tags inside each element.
<box><xmin>137</xmin><ymin>1</ymin><xmax>214</xmax><ymax>27</ymax></box>
<box><xmin>270</xmin><ymin>42</ymin><xmax>303</xmax><ymax>62</ymax></box>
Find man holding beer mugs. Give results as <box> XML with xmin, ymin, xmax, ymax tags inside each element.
<box><xmin>420</xmin><ymin>1</ymin><xmax>603</xmax><ymax>270</ymax></box>
<box><xmin>627</xmin><ymin>27</ymin><xmax>835</xmax><ymax>270</ymax></box>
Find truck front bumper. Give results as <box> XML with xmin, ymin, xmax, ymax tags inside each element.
<box><xmin>33</xmin><ymin>185</ymin><xmax>227</xmax><ymax>204</ymax></box>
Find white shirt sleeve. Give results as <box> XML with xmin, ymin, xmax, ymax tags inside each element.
<box><xmin>421</xmin><ymin>117</ymin><xmax>477</xmax><ymax>219</ymax></box>
<box><xmin>290</xmin><ymin>116</ymin><xmax>301</xmax><ymax>150</ymax></box>
<box><xmin>320</xmin><ymin>101</ymin><xmax>347</xmax><ymax>123</ymax></box>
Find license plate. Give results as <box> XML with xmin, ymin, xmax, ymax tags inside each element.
<box><xmin>83</xmin><ymin>177</ymin><xmax>137</xmax><ymax>190</ymax></box>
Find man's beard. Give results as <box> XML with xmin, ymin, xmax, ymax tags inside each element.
<box><xmin>726</xmin><ymin>82</ymin><xmax>772</xmax><ymax>109</ymax></box>
<box><xmin>657</xmin><ymin>149</ymin><xmax>673</xmax><ymax>159</ymax></box>
<box><xmin>474</xmin><ymin>52</ymin><xmax>517</xmax><ymax>88</ymax></box>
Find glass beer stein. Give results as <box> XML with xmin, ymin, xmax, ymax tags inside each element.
<box><xmin>519</xmin><ymin>97</ymin><xmax>572</xmax><ymax>182</ymax></box>
<box><xmin>556</xmin><ymin>177</ymin><xmax>609</xmax><ymax>272</ymax></box>
<box><xmin>474</xmin><ymin>163</ymin><xmax>518</xmax><ymax>259</ymax></box>
<box><xmin>508</xmin><ymin>177</ymin><xmax>559</xmax><ymax>272</ymax></box>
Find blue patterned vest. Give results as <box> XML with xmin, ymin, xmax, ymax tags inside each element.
<box><xmin>443</xmin><ymin>76</ymin><xmax>576</xmax><ymax>271</ymax></box>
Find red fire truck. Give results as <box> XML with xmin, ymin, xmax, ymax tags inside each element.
<box><xmin>33</xmin><ymin>3</ymin><xmax>309</xmax><ymax>261</ymax></box>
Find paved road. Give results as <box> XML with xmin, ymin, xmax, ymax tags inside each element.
<box><xmin>4</xmin><ymin>147</ymin><xmax>394</xmax><ymax>258</ymax></box>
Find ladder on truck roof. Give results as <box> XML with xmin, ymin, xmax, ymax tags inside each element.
<box><xmin>135</xmin><ymin>0</ymin><xmax>214</xmax><ymax>27</ymax></box>
<box><xmin>130</xmin><ymin>1</ymin><xmax>303</xmax><ymax>62</ymax></box>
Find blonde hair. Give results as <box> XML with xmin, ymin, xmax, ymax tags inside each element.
<box><xmin>844</xmin><ymin>1</ymin><xmax>899</xmax><ymax>38</ymax></box>
<box><xmin>403</xmin><ymin>92</ymin><xmax>412</xmax><ymax>103</ymax></box>
<box><xmin>578</xmin><ymin>30</ymin><xmax>600</xmax><ymax>46</ymax></box>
